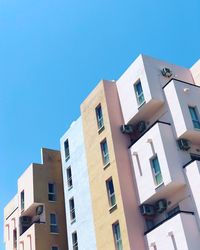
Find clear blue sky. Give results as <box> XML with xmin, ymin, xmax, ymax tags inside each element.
<box><xmin>0</xmin><ymin>0</ymin><xmax>200</xmax><ymax>248</ymax></box>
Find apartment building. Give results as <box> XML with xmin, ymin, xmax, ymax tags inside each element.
<box><xmin>5</xmin><ymin>54</ymin><xmax>200</xmax><ymax>250</ymax></box>
<box><xmin>4</xmin><ymin>148</ymin><xmax>68</xmax><ymax>250</ymax></box>
<box><xmin>60</xmin><ymin>54</ymin><xmax>200</xmax><ymax>250</ymax></box>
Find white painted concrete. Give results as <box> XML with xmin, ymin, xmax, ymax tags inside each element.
<box><xmin>60</xmin><ymin>117</ymin><xmax>97</xmax><ymax>250</ymax></box>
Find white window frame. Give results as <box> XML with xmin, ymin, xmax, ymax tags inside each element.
<box><xmin>72</xmin><ymin>231</ymin><xmax>78</xmax><ymax>250</ymax></box>
<box><xmin>95</xmin><ymin>104</ymin><xmax>104</xmax><ymax>130</ymax></box>
<box><xmin>66</xmin><ymin>166</ymin><xmax>73</xmax><ymax>190</ymax></box>
<box><xmin>188</xmin><ymin>106</ymin><xmax>200</xmax><ymax>129</ymax></box>
<box><xmin>64</xmin><ymin>139</ymin><xmax>70</xmax><ymax>161</ymax></box>
<box><xmin>100</xmin><ymin>139</ymin><xmax>110</xmax><ymax>166</ymax></box>
<box><xmin>69</xmin><ymin>198</ymin><xmax>76</xmax><ymax>223</ymax></box>
<box><xmin>112</xmin><ymin>222</ymin><xmax>123</xmax><ymax>250</ymax></box>
<box><xmin>106</xmin><ymin>178</ymin><xmax>116</xmax><ymax>207</ymax></box>
<box><xmin>48</xmin><ymin>183</ymin><xmax>56</xmax><ymax>202</ymax></box>
<box><xmin>150</xmin><ymin>155</ymin><xmax>163</xmax><ymax>186</ymax></box>
<box><xmin>21</xmin><ymin>190</ymin><xmax>25</xmax><ymax>211</ymax></box>
<box><xmin>50</xmin><ymin>213</ymin><xmax>58</xmax><ymax>233</ymax></box>
<box><xmin>134</xmin><ymin>80</ymin><xmax>145</xmax><ymax>107</ymax></box>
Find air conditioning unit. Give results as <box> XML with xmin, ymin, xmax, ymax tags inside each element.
<box><xmin>120</xmin><ymin>124</ymin><xmax>134</xmax><ymax>134</ymax></box>
<box><xmin>20</xmin><ymin>216</ymin><xmax>32</xmax><ymax>225</ymax></box>
<box><xmin>155</xmin><ymin>199</ymin><xmax>167</xmax><ymax>213</ymax></box>
<box><xmin>140</xmin><ymin>204</ymin><xmax>155</xmax><ymax>216</ymax></box>
<box><xmin>137</xmin><ymin>121</ymin><xmax>146</xmax><ymax>133</ymax></box>
<box><xmin>177</xmin><ymin>139</ymin><xmax>190</xmax><ymax>151</ymax></box>
<box><xmin>161</xmin><ymin>67</ymin><xmax>173</xmax><ymax>77</ymax></box>
<box><xmin>36</xmin><ymin>205</ymin><xmax>43</xmax><ymax>215</ymax></box>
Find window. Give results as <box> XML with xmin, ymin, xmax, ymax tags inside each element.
<box><xmin>134</xmin><ymin>80</ymin><xmax>145</xmax><ymax>106</ymax></box>
<box><xmin>112</xmin><ymin>222</ymin><xmax>123</xmax><ymax>250</ymax></box>
<box><xmin>95</xmin><ymin>104</ymin><xmax>104</xmax><ymax>130</ymax></box>
<box><xmin>21</xmin><ymin>191</ymin><xmax>24</xmax><ymax>211</ymax></box>
<box><xmin>48</xmin><ymin>183</ymin><xmax>56</xmax><ymax>201</ymax></box>
<box><xmin>189</xmin><ymin>106</ymin><xmax>200</xmax><ymax>129</ymax></box>
<box><xmin>72</xmin><ymin>231</ymin><xmax>78</xmax><ymax>250</ymax></box>
<box><xmin>100</xmin><ymin>139</ymin><xmax>110</xmax><ymax>166</ymax></box>
<box><xmin>150</xmin><ymin>156</ymin><xmax>163</xmax><ymax>186</ymax></box>
<box><xmin>106</xmin><ymin>178</ymin><xmax>116</xmax><ymax>207</ymax></box>
<box><xmin>69</xmin><ymin>198</ymin><xmax>76</xmax><ymax>222</ymax></box>
<box><xmin>13</xmin><ymin>228</ymin><xmax>17</xmax><ymax>249</ymax></box>
<box><xmin>66</xmin><ymin>167</ymin><xmax>73</xmax><ymax>189</ymax></box>
<box><xmin>52</xmin><ymin>247</ymin><xmax>59</xmax><ymax>250</ymax></box>
<box><xmin>64</xmin><ymin>139</ymin><xmax>70</xmax><ymax>161</ymax></box>
<box><xmin>50</xmin><ymin>213</ymin><xmax>58</xmax><ymax>233</ymax></box>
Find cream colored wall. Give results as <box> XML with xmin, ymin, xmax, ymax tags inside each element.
<box><xmin>81</xmin><ymin>80</ymin><xmax>146</xmax><ymax>250</ymax></box>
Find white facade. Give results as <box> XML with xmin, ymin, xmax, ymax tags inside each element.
<box><xmin>116</xmin><ymin>54</ymin><xmax>200</xmax><ymax>250</ymax></box>
<box><xmin>60</xmin><ymin>117</ymin><xmax>97</xmax><ymax>250</ymax></box>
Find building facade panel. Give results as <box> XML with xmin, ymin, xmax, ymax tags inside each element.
<box><xmin>60</xmin><ymin>117</ymin><xmax>97</xmax><ymax>250</ymax></box>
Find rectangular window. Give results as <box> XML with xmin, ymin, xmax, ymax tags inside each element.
<box><xmin>112</xmin><ymin>222</ymin><xmax>123</xmax><ymax>250</ymax></box>
<box><xmin>100</xmin><ymin>139</ymin><xmax>110</xmax><ymax>166</ymax></box>
<box><xmin>69</xmin><ymin>198</ymin><xmax>76</xmax><ymax>222</ymax></box>
<box><xmin>64</xmin><ymin>139</ymin><xmax>70</xmax><ymax>161</ymax></box>
<box><xmin>151</xmin><ymin>156</ymin><xmax>163</xmax><ymax>186</ymax></box>
<box><xmin>134</xmin><ymin>80</ymin><xmax>145</xmax><ymax>106</ymax></box>
<box><xmin>66</xmin><ymin>167</ymin><xmax>73</xmax><ymax>189</ymax></box>
<box><xmin>13</xmin><ymin>228</ymin><xmax>17</xmax><ymax>249</ymax></box>
<box><xmin>189</xmin><ymin>106</ymin><xmax>200</xmax><ymax>129</ymax></box>
<box><xmin>106</xmin><ymin>178</ymin><xmax>116</xmax><ymax>207</ymax></box>
<box><xmin>95</xmin><ymin>104</ymin><xmax>104</xmax><ymax>130</ymax></box>
<box><xmin>48</xmin><ymin>183</ymin><xmax>56</xmax><ymax>201</ymax></box>
<box><xmin>21</xmin><ymin>191</ymin><xmax>24</xmax><ymax>211</ymax></box>
<box><xmin>72</xmin><ymin>231</ymin><xmax>78</xmax><ymax>250</ymax></box>
<box><xmin>52</xmin><ymin>247</ymin><xmax>59</xmax><ymax>250</ymax></box>
<box><xmin>50</xmin><ymin>213</ymin><xmax>58</xmax><ymax>233</ymax></box>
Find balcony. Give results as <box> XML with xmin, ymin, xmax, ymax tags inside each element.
<box><xmin>164</xmin><ymin>79</ymin><xmax>200</xmax><ymax>144</ymax></box>
<box><xmin>19</xmin><ymin>203</ymin><xmax>45</xmax><ymax>236</ymax></box>
<box><xmin>145</xmin><ymin>211</ymin><xmax>200</xmax><ymax>250</ymax></box>
<box><xmin>130</xmin><ymin>121</ymin><xmax>185</xmax><ymax>203</ymax></box>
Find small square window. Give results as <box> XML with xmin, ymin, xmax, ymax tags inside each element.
<box><xmin>100</xmin><ymin>139</ymin><xmax>110</xmax><ymax>166</ymax></box>
<box><xmin>134</xmin><ymin>80</ymin><xmax>145</xmax><ymax>107</ymax></box>
<box><xmin>64</xmin><ymin>139</ymin><xmax>70</xmax><ymax>161</ymax></box>
<box><xmin>150</xmin><ymin>156</ymin><xmax>163</xmax><ymax>186</ymax></box>
<box><xmin>106</xmin><ymin>178</ymin><xmax>116</xmax><ymax>207</ymax></box>
<box><xmin>69</xmin><ymin>198</ymin><xmax>76</xmax><ymax>223</ymax></box>
<box><xmin>112</xmin><ymin>222</ymin><xmax>123</xmax><ymax>250</ymax></box>
<box><xmin>95</xmin><ymin>104</ymin><xmax>104</xmax><ymax>130</ymax></box>
<box><xmin>188</xmin><ymin>106</ymin><xmax>200</xmax><ymax>129</ymax></box>
<box><xmin>48</xmin><ymin>183</ymin><xmax>56</xmax><ymax>201</ymax></box>
<box><xmin>72</xmin><ymin>231</ymin><xmax>78</xmax><ymax>250</ymax></box>
<box><xmin>66</xmin><ymin>166</ymin><xmax>73</xmax><ymax>189</ymax></box>
<box><xmin>50</xmin><ymin>214</ymin><xmax>58</xmax><ymax>233</ymax></box>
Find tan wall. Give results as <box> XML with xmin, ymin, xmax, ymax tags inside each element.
<box><xmin>81</xmin><ymin>81</ymin><xmax>146</xmax><ymax>250</ymax></box>
<box><xmin>4</xmin><ymin>148</ymin><xmax>68</xmax><ymax>250</ymax></box>
<box><xmin>33</xmin><ymin>148</ymin><xmax>68</xmax><ymax>250</ymax></box>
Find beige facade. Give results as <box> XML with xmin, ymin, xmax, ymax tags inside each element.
<box><xmin>81</xmin><ymin>80</ymin><xmax>146</xmax><ymax>250</ymax></box>
<box><xmin>4</xmin><ymin>148</ymin><xmax>68</xmax><ymax>250</ymax></box>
